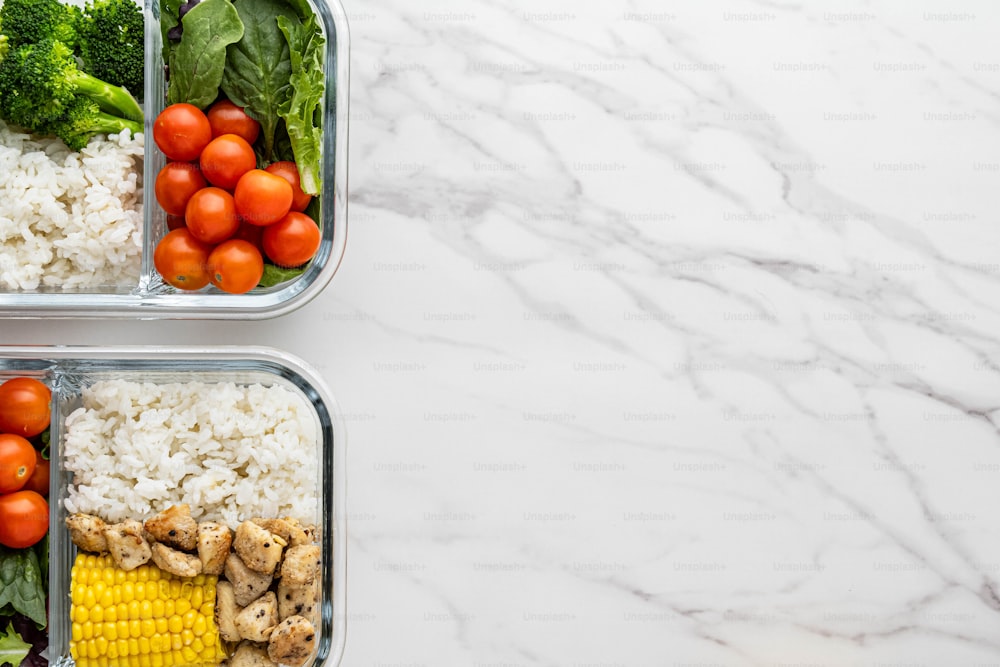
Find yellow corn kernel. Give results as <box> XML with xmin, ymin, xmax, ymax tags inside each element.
<box><xmin>180</xmin><ymin>629</ymin><xmax>194</xmax><ymax>647</ymax></box>
<box><xmin>154</xmin><ymin>618</ymin><xmax>168</xmax><ymax>635</ymax></box>
<box><xmin>138</xmin><ymin>636</ymin><xmax>150</xmax><ymax>655</ymax></box>
<box><xmin>118</xmin><ymin>619</ymin><xmax>130</xmax><ymax>639</ymax></box>
<box><xmin>181</xmin><ymin>610</ymin><xmax>197</xmax><ymax>630</ymax></box>
<box><xmin>191</xmin><ymin>638</ymin><xmax>204</xmax><ymax>655</ymax></box>
<box><xmin>105</xmin><ymin>605</ymin><xmax>118</xmax><ymax>623</ymax></box>
<box><xmin>191</xmin><ymin>615</ymin><xmax>206</xmax><ymax>637</ymax></box>
<box><xmin>117</xmin><ymin>639</ymin><xmax>129</xmax><ymax>657</ymax></box>
<box><xmin>122</xmin><ymin>582</ymin><xmax>135</xmax><ymax>603</ymax></box>
<box><xmin>91</xmin><ymin>605</ymin><xmax>104</xmax><ymax>623</ymax></box>
<box><xmin>82</xmin><ymin>621</ymin><xmax>94</xmax><ymax>640</ymax></box>
<box><xmin>74</xmin><ymin>605</ymin><xmax>89</xmax><ymax>624</ymax></box>
<box><xmin>175</xmin><ymin>597</ymin><xmax>191</xmax><ymax>615</ymax></box>
<box><xmin>140</xmin><ymin>619</ymin><xmax>155</xmax><ymax>638</ymax></box>
<box><xmin>189</xmin><ymin>587</ymin><xmax>203</xmax><ymax>610</ymax></box>
<box><xmin>104</xmin><ymin>621</ymin><xmax>118</xmax><ymax>641</ymax></box>
<box><xmin>140</xmin><ymin>600</ymin><xmax>153</xmax><ymax>620</ymax></box>
<box><xmin>151</xmin><ymin>599</ymin><xmax>164</xmax><ymax>619</ymax></box>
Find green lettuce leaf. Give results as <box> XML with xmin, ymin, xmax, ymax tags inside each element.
<box><xmin>276</xmin><ymin>14</ymin><xmax>324</xmax><ymax>195</ymax></box>
<box><xmin>0</xmin><ymin>621</ymin><xmax>31</xmax><ymax>667</ymax></box>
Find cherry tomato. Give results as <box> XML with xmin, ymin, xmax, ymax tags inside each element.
<box><xmin>208</xmin><ymin>240</ymin><xmax>264</xmax><ymax>294</ymax></box>
<box><xmin>265</xmin><ymin>161</ymin><xmax>312</xmax><ymax>212</ymax></box>
<box><xmin>185</xmin><ymin>187</ymin><xmax>239</xmax><ymax>244</ymax></box>
<box><xmin>0</xmin><ymin>377</ymin><xmax>51</xmax><ymax>438</ymax></box>
<box><xmin>0</xmin><ymin>490</ymin><xmax>49</xmax><ymax>549</ymax></box>
<box><xmin>199</xmin><ymin>134</ymin><xmax>257</xmax><ymax>190</ymax></box>
<box><xmin>154</xmin><ymin>228</ymin><xmax>212</xmax><ymax>291</ymax></box>
<box><xmin>155</xmin><ymin>162</ymin><xmax>207</xmax><ymax>216</ymax></box>
<box><xmin>207</xmin><ymin>100</ymin><xmax>260</xmax><ymax>145</ymax></box>
<box><xmin>153</xmin><ymin>103</ymin><xmax>212</xmax><ymax>161</ymax></box>
<box><xmin>0</xmin><ymin>434</ymin><xmax>36</xmax><ymax>494</ymax></box>
<box><xmin>22</xmin><ymin>450</ymin><xmax>49</xmax><ymax>497</ymax></box>
<box><xmin>234</xmin><ymin>169</ymin><xmax>293</xmax><ymax>226</ymax></box>
<box><xmin>263</xmin><ymin>212</ymin><xmax>321</xmax><ymax>268</ymax></box>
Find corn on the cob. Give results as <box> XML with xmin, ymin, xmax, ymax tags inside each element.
<box><xmin>70</xmin><ymin>553</ymin><xmax>226</xmax><ymax>667</ymax></box>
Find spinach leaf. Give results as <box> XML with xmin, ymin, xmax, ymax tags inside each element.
<box><xmin>221</xmin><ymin>0</ymin><xmax>297</xmax><ymax>162</ymax></box>
<box><xmin>276</xmin><ymin>14</ymin><xmax>324</xmax><ymax>194</ymax></box>
<box><xmin>168</xmin><ymin>0</ymin><xmax>244</xmax><ymax>109</ymax></box>
<box><xmin>259</xmin><ymin>263</ymin><xmax>305</xmax><ymax>288</ymax></box>
<box><xmin>0</xmin><ymin>548</ymin><xmax>45</xmax><ymax>628</ymax></box>
<box><xmin>0</xmin><ymin>622</ymin><xmax>31</xmax><ymax>667</ymax></box>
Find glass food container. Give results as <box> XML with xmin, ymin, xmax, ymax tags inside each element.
<box><xmin>0</xmin><ymin>0</ymin><xmax>349</xmax><ymax>319</ymax></box>
<box><xmin>0</xmin><ymin>345</ymin><xmax>348</xmax><ymax>667</ymax></box>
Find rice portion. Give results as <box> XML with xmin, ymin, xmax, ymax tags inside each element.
<box><xmin>62</xmin><ymin>380</ymin><xmax>320</xmax><ymax>529</ymax></box>
<box><xmin>0</xmin><ymin>119</ymin><xmax>143</xmax><ymax>289</ymax></box>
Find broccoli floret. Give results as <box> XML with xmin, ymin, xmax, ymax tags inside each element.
<box><xmin>0</xmin><ymin>38</ymin><xmax>143</xmax><ymax>134</ymax></box>
<box><xmin>78</xmin><ymin>0</ymin><xmax>144</xmax><ymax>101</ymax></box>
<box><xmin>0</xmin><ymin>0</ymin><xmax>80</xmax><ymax>49</ymax></box>
<box><xmin>47</xmin><ymin>96</ymin><xmax>142</xmax><ymax>150</ymax></box>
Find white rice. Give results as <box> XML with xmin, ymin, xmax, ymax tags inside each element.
<box><xmin>0</xmin><ymin>119</ymin><xmax>143</xmax><ymax>289</ymax></box>
<box><xmin>62</xmin><ymin>380</ymin><xmax>320</xmax><ymax>529</ymax></box>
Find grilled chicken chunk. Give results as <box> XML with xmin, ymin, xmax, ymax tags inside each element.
<box><xmin>150</xmin><ymin>542</ymin><xmax>202</xmax><ymax>578</ymax></box>
<box><xmin>279</xmin><ymin>545</ymin><xmax>321</xmax><ymax>587</ymax></box>
<box><xmin>214</xmin><ymin>581</ymin><xmax>242</xmax><ymax>643</ymax></box>
<box><xmin>235</xmin><ymin>591</ymin><xmax>278</xmax><ymax>642</ymax></box>
<box><xmin>225</xmin><ymin>552</ymin><xmax>274</xmax><ymax>606</ymax></box>
<box><xmin>66</xmin><ymin>513</ymin><xmax>109</xmax><ymax>553</ymax></box>
<box><xmin>103</xmin><ymin>520</ymin><xmax>152</xmax><ymax>571</ymax></box>
<box><xmin>277</xmin><ymin>577</ymin><xmax>320</xmax><ymax>625</ymax></box>
<box><xmin>144</xmin><ymin>504</ymin><xmax>199</xmax><ymax>551</ymax></box>
<box><xmin>267</xmin><ymin>615</ymin><xmax>316</xmax><ymax>667</ymax></box>
<box><xmin>233</xmin><ymin>521</ymin><xmax>286</xmax><ymax>575</ymax></box>
<box><xmin>197</xmin><ymin>521</ymin><xmax>232</xmax><ymax>575</ymax></box>
<box><xmin>252</xmin><ymin>517</ymin><xmax>313</xmax><ymax>548</ymax></box>
<box><xmin>229</xmin><ymin>641</ymin><xmax>278</xmax><ymax>667</ymax></box>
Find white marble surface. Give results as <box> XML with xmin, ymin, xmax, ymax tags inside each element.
<box><xmin>6</xmin><ymin>0</ymin><xmax>1000</xmax><ymax>664</ymax></box>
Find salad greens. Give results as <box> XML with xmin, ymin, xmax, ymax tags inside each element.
<box><xmin>0</xmin><ymin>623</ymin><xmax>31</xmax><ymax>667</ymax></box>
<box><xmin>220</xmin><ymin>0</ymin><xmax>296</xmax><ymax>162</ymax></box>
<box><xmin>276</xmin><ymin>13</ymin><xmax>324</xmax><ymax>195</ymax></box>
<box><xmin>0</xmin><ymin>546</ymin><xmax>46</xmax><ymax>629</ymax></box>
<box><xmin>167</xmin><ymin>0</ymin><xmax>244</xmax><ymax>109</ymax></box>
